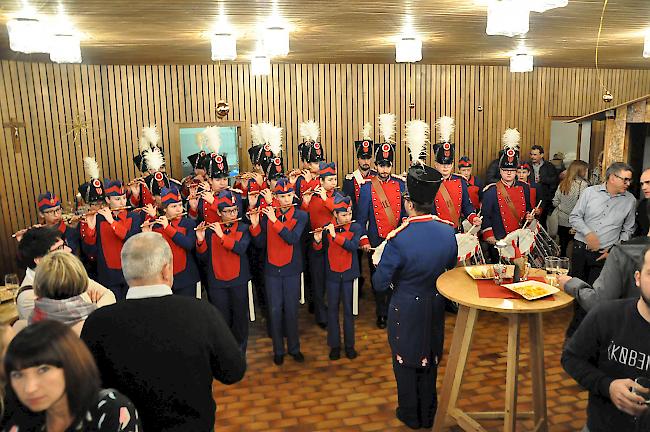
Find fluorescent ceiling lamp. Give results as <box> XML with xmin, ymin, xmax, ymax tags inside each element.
<box><xmin>395</xmin><ymin>35</ymin><xmax>422</xmax><ymax>63</ymax></box>
<box><xmin>486</xmin><ymin>0</ymin><xmax>529</xmax><ymax>37</ymax></box>
<box><xmin>50</xmin><ymin>33</ymin><xmax>81</xmax><ymax>63</ymax></box>
<box><xmin>529</xmin><ymin>0</ymin><xmax>569</xmax><ymax>13</ymax></box>
<box><xmin>263</xmin><ymin>15</ymin><xmax>289</xmax><ymax>57</ymax></box>
<box><xmin>510</xmin><ymin>53</ymin><xmax>534</xmax><ymax>72</ymax></box>
<box><xmin>644</xmin><ymin>30</ymin><xmax>650</xmax><ymax>58</ymax></box>
<box><xmin>251</xmin><ymin>51</ymin><xmax>271</xmax><ymax>76</ymax></box>
<box><xmin>6</xmin><ymin>4</ymin><xmax>49</xmax><ymax>54</ymax></box>
<box><xmin>211</xmin><ymin>32</ymin><xmax>237</xmax><ymax>61</ymax></box>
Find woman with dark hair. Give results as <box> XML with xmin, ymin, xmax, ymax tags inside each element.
<box><xmin>2</xmin><ymin>320</ymin><xmax>140</xmax><ymax>431</ymax></box>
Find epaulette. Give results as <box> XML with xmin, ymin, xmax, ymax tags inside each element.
<box><xmin>483</xmin><ymin>183</ymin><xmax>496</xmax><ymax>193</ymax></box>
<box><xmin>345</xmin><ymin>173</ymin><xmax>354</xmax><ymax>180</ymax></box>
<box><xmin>386</xmin><ymin>220</ymin><xmax>409</xmax><ymax>240</ymax></box>
<box><xmin>228</xmin><ymin>187</ymin><xmax>243</xmax><ymax>194</ymax></box>
<box><xmin>431</xmin><ymin>215</ymin><xmax>455</xmax><ymax>227</ymax></box>
<box><xmin>391</xmin><ymin>174</ymin><xmax>406</xmax><ymax>182</ymax></box>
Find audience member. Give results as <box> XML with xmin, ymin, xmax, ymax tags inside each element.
<box><xmin>561</xmin><ymin>245</ymin><xmax>650</xmax><ymax>432</ymax></box>
<box><xmin>15</xmin><ymin>227</ymin><xmax>114</xmax><ymax>323</ymax></box>
<box><xmin>81</xmin><ymin>232</ymin><xmax>246</xmax><ymax>432</ymax></box>
<box><xmin>567</xmin><ymin>162</ymin><xmax>636</xmax><ymax>337</ymax></box>
<box><xmin>635</xmin><ymin>168</ymin><xmax>650</xmax><ymax>237</ymax></box>
<box><xmin>0</xmin><ymin>324</ymin><xmax>15</xmax><ymax>419</ymax></box>
<box><xmin>20</xmin><ymin>252</ymin><xmax>114</xmax><ymax>335</ymax></box>
<box><xmin>552</xmin><ymin>160</ymin><xmax>589</xmax><ymax>256</ymax></box>
<box><xmin>3</xmin><ymin>320</ymin><xmax>141</xmax><ymax>431</ymax></box>
<box><xmin>528</xmin><ymin>145</ymin><xmax>559</xmax><ymax>227</ymax></box>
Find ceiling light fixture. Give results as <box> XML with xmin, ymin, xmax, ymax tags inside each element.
<box><xmin>529</xmin><ymin>0</ymin><xmax>569</xmax><ymax>13</ymax></box>
<box><xmin>6</xmin><ymin>2</ymin><xmax>49</xmax><ymax>54</ymax></box>
<box><xmin>510</xmin><ymin>53</ymin><xmax>534</xmax><ymax>72</ymax></box>
<box><xmin>486</xmin><ymin>0</ymin><xmax>530</xmax><ymax>37</ymax></box>
<box><xmin>211</xmin><ymin>5</ymin><xmax>236</xmax><ymax>61</ymax></box>
<box><xmin>644</xmin><ymin>29</ymin><xmax>650</xmax><ymax>58</ymax></box>
<box><xmin>396</xmin><ymin>35</ymin><xmax>422</xmax><ymax>63</ymax></box>
<box><xmin>251</xmin><ymin>41</ymin><xmax>271</xmax><ymax>76</ymax></box>
<box><xmin>262</xmin><ymin>7</ymin><xmax>290</xmax><ymax>57</ymax></box>
<box><xmin>49</xmin><ymin>5</ymin><xmax>81</xmax><ymax>63</ymax></box>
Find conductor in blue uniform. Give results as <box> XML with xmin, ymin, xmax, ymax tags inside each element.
<box><xmin>372</xmin><ymin>164</ymin><xmax>458</xmax><ymax>429</ymax></box>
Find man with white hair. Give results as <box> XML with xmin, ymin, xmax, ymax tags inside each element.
<box><xmin>81</xmin><ymin>232</ymin><xmax>246</xmax><ymax>432</ymax></box>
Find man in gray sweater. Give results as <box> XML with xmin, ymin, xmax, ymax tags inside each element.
<box><xmin>559</xmin><ymin>236</ymin><xmax>650</xmax><ymax>312</ymax></box>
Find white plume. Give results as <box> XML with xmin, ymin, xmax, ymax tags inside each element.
<box><xmin>203</xmin><ymin>126</ymin><xmax>221</xmax><ymax>154</ymax></box>
<box><xmin>251</xmin><ymin>124</ymin><xmax>264</xmax><ymax>146</ymax></box>
<box><xmin>362</xmin><ymin>122</ymin><xmax>373</xmax><ymax>140</ymax></box>
<box><xmin>138</xmin><ymin>136</ymin><xmax>150</xmax><ymax>153</ymax></box>
<box><xmin>195</xmin><ymin>132</ymin><xmax>206</xmax><ymax>150</ymax></box>
<box><xmin>144</xmin><ymin>148</ymin><xmax>165</xmax><ymax>172</ymax></box>
<box><xmin>405</xmin><ymin>120</ymin><xmax>429</xmax><ymax>165</ymax></box>
<box><xmin>379</xmin><ymin>113</ymin><xmax>396</xmax><ymax>143</ymax></box>
<box><xmin>259</xmin><ymin>122</ymin><xmax>275</xmax><ymax>144</ymax></box>
<box><xmin>436</xmin><ymin>116</ymin><xmax>455</xmax><ymax>143</ymax></box>
<box><xmin>299</xmin><ymin>120</ymin><xmax>320</xmax><ymax>143</ymax></box>
<box><xmin>141</xmin><ymin>125</ymin><xmax>160</xmax><ymax>148</ymax></box>
<box><xmin>268</xmin><ymin>126</ymin><xmax>283</xmax><ymax>157</ymax></box>
<box><xmin>83</xmin><ymin>157</ymin><xmax>100</xmax><ymax>180</ymax></box>
<box><xmin>502</xmin><ymin>128</ymin><xmax>521</xmax><ymax>150</ymax></box>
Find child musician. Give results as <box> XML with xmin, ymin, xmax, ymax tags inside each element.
<box><xmin>34</xmin><ymin>192</ymin><xmax>80</xmax><ymax>255</ymax></box>
<box><xmin>82</xmin><ymin>180</ymin><xmax>150</xmax><ymax>300</ymax></box>
<box><xmin>313</xmin><ymin>194</ymin><xmax>361</xmax><ymax>361</ymax></box>
<box><xmin>141</xmin><ymin>186</ymin><xmax>200</xmax><ymax>297</ymax></box>
<box><xmin>196</xmin><ymin>190</ymin><xmax>252</xmax><ymax>354</ymax></box>
<box><xmin>249</xmin><ymin>178</ymin><xmax>308</xmax><ymax>366</ymax></box>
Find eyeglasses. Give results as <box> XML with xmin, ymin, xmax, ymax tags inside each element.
<box><xmin>613</xmin><ymin>173</ymin><xmax>633</xmax><ymax>184</ymax></box>
<box><xmin>42</xmin><ymin>208</ymin><xmax>62</xmax><ymax>215</ymax></box>
<box><xmin>221</xmin><ymin>208</ymin><xmax>238</xmax><ymax>215</ymax></box>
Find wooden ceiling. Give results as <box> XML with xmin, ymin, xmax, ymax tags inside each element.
<box><xmin>0</xmin><ymin>0</ymin><xmax>649</xmax><ymax>67</ymax></box>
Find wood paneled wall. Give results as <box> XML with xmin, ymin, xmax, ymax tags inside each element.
<box><xmin>1</xmin><ymin>60</ymin><xmax>650</xmax><ymax>275</ymax></box>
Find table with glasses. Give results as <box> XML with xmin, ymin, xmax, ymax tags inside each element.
<box><xmin>432</xmin><ymin>266</ymin><xmax>573</xmax><ymax>432</ymax></box>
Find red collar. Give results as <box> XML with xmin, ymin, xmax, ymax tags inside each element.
<box><xmin>407</xmin><ymin>214</ymin><xmax>434</xmax><ymax>224</ymax></box>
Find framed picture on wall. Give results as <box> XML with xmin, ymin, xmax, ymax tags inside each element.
<box><xmin>170</xmin><ymin>122</ymin><xmax>243</xmax><ymax>183</ymax></box>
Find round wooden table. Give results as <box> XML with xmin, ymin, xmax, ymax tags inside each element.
<box><xmin>432</xmin><ymin>267</ymin><xmax>573</xmax><ymax>432</ymax></box>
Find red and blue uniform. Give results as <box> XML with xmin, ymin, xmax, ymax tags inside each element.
<box><xmin>189</xmin><ymin>189</ymin><xmax>243</xmax><ymax>224</ymax></box>
<box><xmin>464</xmin><ymin>175</ymin><xmax>484</xmax><ymax>211</ymax></box>
<box><xmin>313</xmin><ymin>206</ymin><xmax>362</xmax><ymax>352</ymax></box>
<box><xmin>197</xmin><ymin>214</ymin><xmax>252</xmax><ymax>353</ymax></box>
<box><xmin>433</xmin><ymin>174</ymin><xmax>479</xmax><ymax>230</ymax></box>
<box><xmin>250</xmin><ymin>180</ymin><xmax>308</xmax><ymax>358</ymax></box>
<box><xmin>343</xmin><ymin>169</ymin><xmax>376</xmax><ymax>219</ymax></box>
<box><xmin>37</xmin><ymin>192</ymin><xmax>81</xmax><ymax>255</ymax></box>
<box><xmin>480</xmin><ymin>180</ymin><xmax>533</xmax><ymax>241</ymax></box>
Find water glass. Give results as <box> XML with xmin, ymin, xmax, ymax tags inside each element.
<box><xmin>557</xmin><ymin>257</ymin><xmax>570</xmax><ymax>277</ymax></box>
<box><xmin>4</xmin><ymin>274</ymin><xmax>19</xmax><ymax>302</ymax></box>
<box><xmin>544</xmin><ymin>257</ymin><xmax>559</xmax><ymax>287</ymax></box>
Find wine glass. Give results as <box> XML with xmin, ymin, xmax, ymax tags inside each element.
<box><xmin>4</xmin><ymin>274</ymin><xmax>19</xmax><ymax>303</ymax></box>
<box><xmin>556</xmin><ymin>257</ymin><xmax>570</xmax><ymax>277</ymax></box>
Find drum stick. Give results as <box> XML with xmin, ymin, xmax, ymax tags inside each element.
<box><xmin>247</xmin><ymin>282</ymin><xmax>256</xmax><ymax>322</ymax></box>
<box><xmin>522</xmin><ymin>201</ymin><xmax>541</xmax><ymax>230</ymax></box>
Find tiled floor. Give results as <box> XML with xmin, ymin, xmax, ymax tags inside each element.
<box><xmin>213</xmin><ymin>287</ymin><xmax>588</xmax><ymax>431</ymax></box>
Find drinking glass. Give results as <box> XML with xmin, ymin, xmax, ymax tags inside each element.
<box><xmin>556</xmin><ymin>257</ymin><xmax>570</xmax><ymax>277</ymax></box>
<box><xmin>633</xmin><ymin>377</ymin><xmax>650</xmax><ymax>404</ymax></box>
<box><xmin>544</xmin><ymin>257</ymin><xmax>559</xmax><ymax>287</ymax></box>
<box><xmin>493</xmin><ymin>263</ymin><xmax>507</xmax><ymax>285</ymax></box>
<box><xmin>4</xmin><ymin>274</ymin><xmax>19</xmax><ymax>303</ymax></box>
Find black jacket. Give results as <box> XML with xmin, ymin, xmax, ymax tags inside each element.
<box><xmin>635</xmin><ymin>198</ymin><xmax>650</xmax><ymax>237</ymax></box>
<box><xmin>530</xmin><ymin>160</ymin><xmax>559</xmax><ymax>208</ymax></box>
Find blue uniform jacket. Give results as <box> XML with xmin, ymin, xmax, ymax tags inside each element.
<box><xmin>152</xmin><ymin>217</ymin><xmax>200</xmax><ymax>289</ymax></box>
<box><xmin>197</xmin><ymin>222</ymin><xmax>251</xmax><ymax>288</ymax></box>
<box><xmin>314</xmin><ymin>222</ymin><xmax>362</xmax><ymax>282</ymax></box>
<box><xmin>250</xmin><ymin>209</ymin><xmax>308</xmax><ymax>277</ymax></box>
<box><xmin>372</xmin><ymin>215</ymin><xmax>458</xmax><ymax>368</ymax></box>
<box><xmin>356</xmin><ymin>176</ymin><xmax>407</xmax><ymax>248</ymax></box>
<box><xmin>342</xmin><ymin>169</ymin><xmax>376</xmax><ymax>220</ymax></box>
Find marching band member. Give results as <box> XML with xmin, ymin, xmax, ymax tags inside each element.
<box><xmin>481</xmin><ymin>129</ymin><xmax>534</xmax><ymax>261</ymax></box>
<box><xmin>373</xmin><ymin>164</ymin><xmax>458</xmax><ymax>430</ymax></box>
<box><xmin>343</xmin><ymin>122</ymin><xmax>376</xmax><ymax>217</ymax></box>
<box><xmin>517</xmin><ymin>162</ymin><xmax>541</xmax><ymax>210</ymax></box>
<box><xmin>180</xmin><ymin>135</ymin><xmax>209</xmax><ymax>200</ymax></box>
<box><xmin>188</xmin><ymin>126</ymin><xmax>243</xmax><ymax>223</ymax></box>
<box><xmin>431</xmin><ymin>116</ymin><xmax>481</xmax><ymax>231</ymax></box>
<box><xmin>292</xmin><ymin>120</ymin><xmax>325</xmax><ymax>200</ymax></box>
<box><xmin>301</xmin><ymin>161</ymin><xmax>338</xmax><ymax>329</ymax></box>
<box><xmin>32</xmin><ymin>192</ymin><xmax>80</xmax><ymax>255</ymax></box>
<box><xmin>357</xmin><ymin>113</ymin><xmax>406</xmax><ymax>329</ymax></box>
<box><xmin>313</xmin><ymin>194</ymin><xmax>362</xmax><ymax>361</ymax></box>
<box><xmin>128</xmin><ymin>125</ymin><xmax>160</xmax><ymax>208</ymax></box>
<box><xmin>142</xmin><ymin>147</ymin><xmax>182</xmax><ymax>208</ymax></box>
<box><xmin>250</xmin><ymin>178</ymin><xmax>308</xmax><ymax>365</ymax></box>
<box><xmin>196</xmin><ymin>190</ymin><xmax>252</xmax><ymax>354</ymax></box>
<box><xmin>234</xmin><ymin>123</ymin><xmax>273</xmax><ymax>203</ymax></box>
<box><xmin>141</xmin><ymin>186</ymin><xmax>199</xmax><ymax>297</ymax></box>
<box><xmin>82</xmin><ymin>179</ymin><xmax>149</xmax><ymax>300</ymax></box>
<box><xmin>458</xmin><ymin>156</ymin><xmax>483</xmax><ymax>212</ymax></box>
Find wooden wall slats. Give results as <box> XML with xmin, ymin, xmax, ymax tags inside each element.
<box><xmin>1</xmin><ymin>61</ymin><xmax>650</xmax><ymax>274</ymax></box>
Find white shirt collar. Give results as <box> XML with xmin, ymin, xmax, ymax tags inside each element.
<box><xmin>126</xmin><ymin>284</ymin><xmax>173</xmax><ymax>300</ymax></box>
<box><xmin>21</xmin><ymin>268</ymin><xmax>35</xmax><ymax>287</ymax></box>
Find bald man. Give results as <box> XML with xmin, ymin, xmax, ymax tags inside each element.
<box><xmin>635</xmin><ymin>168</ymin><xmax>650</xmax><ymax>237</ymax></box>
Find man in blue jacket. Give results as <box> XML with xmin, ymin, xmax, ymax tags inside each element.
<box><xmin>373</xmin><ymin>164</ymin><xmax>458</xmax><ymax>429</ymax></box>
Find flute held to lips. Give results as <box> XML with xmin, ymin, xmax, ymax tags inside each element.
<box><xmin>140</xmin><ymin>212</ymin><xmax>187</xmax><ymax>228</ymax></box>
<box><xmin>309</xmin><ymin>220</ymin><xmax>356</xmax><ymax>234</ymax></box>
<box><xmin>194</xmin><ymin>218</ymin><xmax>243</xmax><ymax>231</ymax></box>
<box><xmin>246</xmin><ymin>203</ymin><xmax>297</xmax><ymax>215</ymax></box>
